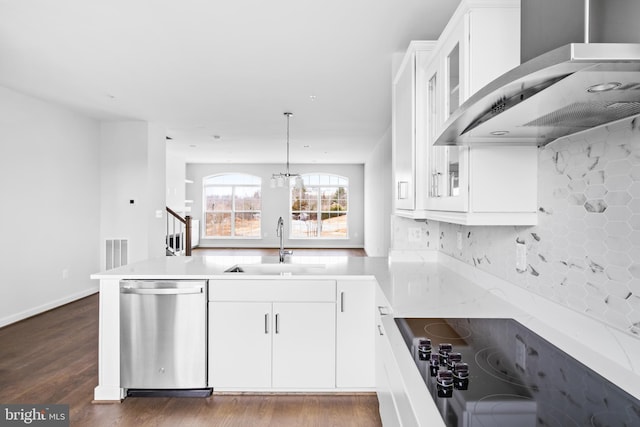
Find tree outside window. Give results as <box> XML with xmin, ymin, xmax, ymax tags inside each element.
<box><xmin>204</xmin><ymin>174</ymin><xmax>261</xmax><ymax>238</ymax></box>
<box><xmin>290</xmin><ymin>174</ymin><xmax>348</xmax><ymax>239</ymax></box>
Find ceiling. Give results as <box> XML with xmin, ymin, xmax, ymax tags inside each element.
<box><xmin>0</xmin><ymin>0</ymin><xmax>460</xmax><ymax>164</ymax></box>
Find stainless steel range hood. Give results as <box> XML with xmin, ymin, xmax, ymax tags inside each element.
<box><xmin>435</xmin><ymin>43</ymin><xmax>640</xmax><ymax>146</ymax></box>
<box><xmin>435</xmin><ymin>0</ymin><xmax>640</xmax><ymax>147</ymax></box>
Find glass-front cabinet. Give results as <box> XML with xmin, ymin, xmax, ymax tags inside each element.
<box><xmin>419</xmin><ymin>19</ymin><xmax>466</xmax><ymax>213</ymax></box>
<box><xmin>395</xmin><ymin>0</ymin><xmax>538</xmax><ymax>225</ymax></box>
<box><xmin>428</xmin><ymin>18</ymin><xmax>469</xmax><ymax>213</ymax></box>
<box><xmin>446</xmin><ymin>43</ymin><xmax>460</xmax><ymax>116</ymax></box>
<box><xmin>392</xmin><ymin>41</ymin><xmax>437</xmax><ymax>214</ymax></box>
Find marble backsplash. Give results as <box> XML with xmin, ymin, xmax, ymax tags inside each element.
<box><xmin>393</xmin><ymin>117</ymin><xmax>640</xmax><ymax>337</ymax></box>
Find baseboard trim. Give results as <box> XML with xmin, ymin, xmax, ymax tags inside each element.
<box><xmin>211</xmin><ymin>391</ymin><xmax>377</xmax><ymax>396</ymax></box>
<box><xmin>0</xmin><ymin>286</ymin><xmax>99</xmax><ymax>328</ymax></box>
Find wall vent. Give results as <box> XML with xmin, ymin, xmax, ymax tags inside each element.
<box><xmin>105</xmin><ymin>239</ymin><xmax>128</xmax><ymax>270</ymax></box>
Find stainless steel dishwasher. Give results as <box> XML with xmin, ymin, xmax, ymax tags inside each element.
<box><xmin>120</xmin><ymin>280</ymin><xmax>211</xmax><ymax>396</ymax></box>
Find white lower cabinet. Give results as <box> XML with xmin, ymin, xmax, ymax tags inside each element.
<box><xmin>375</xmin><ymin>289</ymin><xmax>444</xmax><ymax>427</ymax></box>
<box><xmin>375</xmin><ymin>291</ymin><xmax>416</xmax><ymax>427</ymax></box>
<box><xmin>336</xmin><ymin>280</ymin><xmax>375</xmax><ymax>388</ymax></box>
<box><xmin>376</xmin><ymin>318</ymin><xmax>403</xmax><ymax>427</ymax></box>
<box><xmin>209</xmin><ymin>278</ymin><xmax>377</xmax><ymax>392</ymax></box>
<box><xmin>209</xmin><ymin>301</ymin><xmax>272</xmax><ymax>388</ymax></box>
<box><xmin>271</xmin><ymin>301</ymin><xmax>335</xmax><ymax>389</ymax></box>
<box><xmin>208</xmin><ymin>279</ymin><xmax>336</xmax><ymax>390</ymax></box>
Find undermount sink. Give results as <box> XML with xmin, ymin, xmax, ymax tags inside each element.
<box><xmin>224</xmin><ymin>263</ymin><xmax>327</xmax><ymax>275</ymax></box>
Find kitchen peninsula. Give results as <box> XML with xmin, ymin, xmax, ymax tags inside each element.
<box><xmin>92</xmin><ymin>253</ymin><xmax>640</xmax><ymax>426</ymax></box>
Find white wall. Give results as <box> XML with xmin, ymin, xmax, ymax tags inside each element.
<box><xmin>166</xmin><ymin>149</ymin><xmax>187</xmax><ymax>214</ymax></box>
<box><xmin>364</xmin><ymin>129</ymin><xmax>392</xmax><ymax>256</ymax></box>
<box><xmin>146</xmin><ymin>123</ymin><xmax>167</xmax><ymax>258</ymax></box>
<box><xmin>186</xmin><ymin>163</ymin><xmax>364</xmax><ymax>248</ymax></box>
<box><xmin>99</xmin><ymin>122</ymin><xmax>166</xmax><ymax>266</ymax></box>
<box><xmin>0</xmin><ymin>85</ymin><xmax>101</xmax><ymax>327</ymax></box>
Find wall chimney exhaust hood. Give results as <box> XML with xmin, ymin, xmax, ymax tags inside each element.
<box><xmin>435</xmin><ymin>0</ymin><xmax>640</xmax><ymax>147</ymax></box>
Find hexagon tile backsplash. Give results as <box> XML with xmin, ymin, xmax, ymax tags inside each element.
<box><xmin>396</xmin><ymin>117</ymin><xmax>640</xmax><ymax>337</ymax></box>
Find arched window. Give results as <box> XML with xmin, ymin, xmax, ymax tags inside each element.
<box><xmin>290</xmin><ymin>173</ymin><xmax>348</xmax><ymax>239</ymax></box>
<box><xmin>203</xmin><ymin>173</ymin><xmax>261</xmax><ymax>238</ymax></box>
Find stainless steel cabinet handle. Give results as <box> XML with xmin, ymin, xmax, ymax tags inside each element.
<box><xmin>430</xmin><ymin>173</ymin><xmax>436</xmax><ymax>197</ymax></box>
<box><xmin>340</xmin><ymin>291</ymin><xmax>345</xmax><ymax>313</ymax></box>
<box><xmin>378</xmin><ymin>325</ymin><xmax>384</xmax><ymax>336</ymax></box>
<box><xmin>275</xmin><ymin>313</ymin><xmax>280</xmax><ymax>334</ymax></box>
<box><xmin>264</xmin><ymin>313</ymin><xmax>269</xmax><ymax>334</ymax></box>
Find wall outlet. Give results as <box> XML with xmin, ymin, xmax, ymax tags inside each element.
<box><xmin>516</xmin><ymin>241</ymin><xmax>527</xmax><ymax>272</ymax></box>
<box><xmin>62</xmin><ymin>268</ymin><xmax>69</xmax><ymax>280</ymax></box>
<box><xmin>515</xmin><ymin>336</ymin><xmax>526</xmax><ymax>370</ymax></box>
<box><xmin>408</xmin><ymin>227</ymin><xmax>422</xmax><ymax>242</ymax></box>
<box><xmin>456</xmin><ymin>231</ymin><xmax>462</xmax><ymax>250</ymax></box>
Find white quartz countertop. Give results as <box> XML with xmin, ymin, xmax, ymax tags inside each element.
<box><xmin>91</xmin><ymin>255</ymin><xmax>388</xmax><ymax>280</ymax></box>
<box><xmin>91</xmin><ymin>255</ymin><xmax>513</xmax><ymax>316</ymax></box>
<box><xmin>92</xmin><ymin>253</ymin><xmax>640</xmax><ymax>400</ymax></box>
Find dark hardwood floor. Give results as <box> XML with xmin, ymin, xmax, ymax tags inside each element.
<box><xmin>0</xmin><ymin>280</ymin><xmax>381</xmax><ymax>426</ymax></box>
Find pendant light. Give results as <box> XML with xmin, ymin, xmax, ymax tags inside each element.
<box><xmin>270</xmin><ymin>112</ymin><xmax>303</xmax><ymax>189</ymax></box>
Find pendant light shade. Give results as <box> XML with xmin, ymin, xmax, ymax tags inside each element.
<box><xmin>271</xmin><ymin>112</ymin><xmax>302</xmax><ymax>188</ymax></box>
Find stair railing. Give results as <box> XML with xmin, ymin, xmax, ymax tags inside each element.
<box><xmin>166</xmin><ymin>207</ymin><xmax>192</xmax><ymax>256</ymax></box>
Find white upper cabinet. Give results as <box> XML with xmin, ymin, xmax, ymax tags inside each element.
<box><xmin>392</xmin><ymin>41</ymin><xmax>437</xmax><ymax>212</ymax></box>
<box><xmin>395</xmin><ymin>0</ymin><xmax>539</xmax><ymax>226</ymax></box>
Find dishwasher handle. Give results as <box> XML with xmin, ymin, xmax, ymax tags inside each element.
<box><xmin>120</xmin><ymin>287</ymin><xmax>203</xmax><ymax>295</ymax></box>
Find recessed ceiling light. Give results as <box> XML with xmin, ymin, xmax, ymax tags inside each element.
<box><xmin>212</xmin><ymin>135</ymin><xmax>221</xmax><ymax>140</ymax></box>
<box><xmin>303</xmin><ymin>145</ymin><xmax>310</xmax><ymax>148</ymax></box>
<box><xmin>587</xmin><ymin>82</ymin><xmax>621</xmax><ymax>93</ymax></box>
<box><xmin>490</xmin><ymin>131</ymin><xmax>509</xmax><ymax>136</ymax></box>
<box><xmin>309</xmin><ymin>95</ymin><xmax>317</xmax><ymax>101</ymax></box>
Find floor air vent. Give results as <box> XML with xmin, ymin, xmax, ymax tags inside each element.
<box><xmin>105</xmin><ymin>239</ymin><xmax>128</xmax><ymax>270</ymax></box>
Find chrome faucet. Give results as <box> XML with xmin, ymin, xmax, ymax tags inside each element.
<box><xmin>276</xmin><ymin>216</ymin><xmax>293</xmax><ymax>263</ymax></box>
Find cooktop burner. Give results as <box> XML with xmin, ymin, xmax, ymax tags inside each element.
<box><xmin>395</xmin><ymin>318</ymin><xmax>640</xmax><ymax>427</ymax></box>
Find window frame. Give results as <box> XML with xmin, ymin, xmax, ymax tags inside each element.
<box><xmin>289</xmin><ymin>173</ymin><xmax>349</xmax><ymax>240</ymax></box>
<box><xmin>202</xmin><ymin>173</ymin><xmax>262</xmax><ymax>239</ymax></box>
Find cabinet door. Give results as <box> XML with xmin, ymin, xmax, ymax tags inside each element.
<box><xmin>424</xmin><ymin>48</ymin><xmax>469</xmax><ymax>212</ymax></box>
<box><xmin>209</xmin><ymin>301</ymin><xmax>272</xmax><ymax>388</ymax></box>
<box><xmin>428</xmin><ymin>15</ymin><xmax>469</xmax><ymax>213</ymax></box>
<box><xmin>393</xmin><ymin>55</ymin><xmax>416</xmax><ymax>210</ymax></box>
<box><xmin>336</xmin><ymin>280</ymin><xmax>375</xmax><ymax>388</ymax></box>
<box><xmin>376</xmin><ymin>322</ymin><xmax>401</xmax><ymax>427</ymax></box>
<box><xmin>428</xmin><ymin>145</ymin><xmax>469</xmax><ymax>212</ymax></box>
<box><xmin>425</xmin><ymin>59</ymin><xmax>441</xmax><ymax>201</ymax></box>
<box><xmin>272</xmin><ymin>302</ymin><xmax>336</xmax><ymax>389</ymax></box>
<box><xmin>414</xmin><ymin>50</ymin><xmax>432</xmax><ymax>211</ymax></box>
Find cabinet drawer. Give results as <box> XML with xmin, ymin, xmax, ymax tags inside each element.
<box><xmin>210</xmin><ymin>279</ymin><xmax>336</xmax><ymax>302</ymax></box>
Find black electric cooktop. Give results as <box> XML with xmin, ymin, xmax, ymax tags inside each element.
<box><xmin>395</xmin><ymin>318</ymin><xmax>640</xmax><ymax>427</ymax></box>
